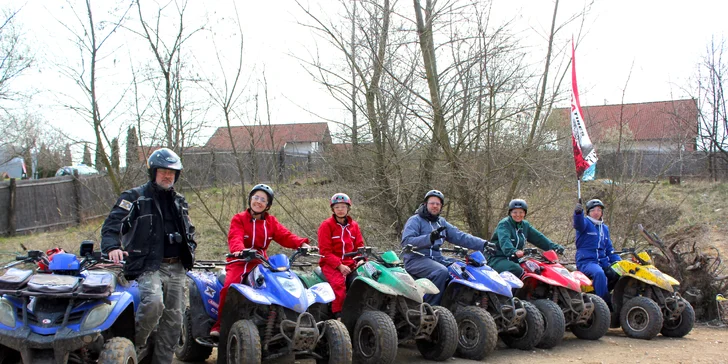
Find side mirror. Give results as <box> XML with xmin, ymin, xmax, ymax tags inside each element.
<box><xmin>79</xmin><ymin>240</ymin><xmax>95</xmax><ymax>257</ymax></box>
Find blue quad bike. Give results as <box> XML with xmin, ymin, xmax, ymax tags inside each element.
<box><xmin>0</xmin><ymin>241</ymin><xmax>144</xmax><ymax>364</ymax></box>
<box><xmin>437</xmin><ymin>246</ymin><xmax>545</xmax><ymax>359</ymax></box>
<box><xmin>176</xmin><ymin>246</ymin><xmax>352</xmax><ymax>364</ymax></box>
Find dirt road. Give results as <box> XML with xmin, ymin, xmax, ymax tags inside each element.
<box><xmin>174</xmin><ymin>324</ymin><xmax>727</xmax><ymax>364</ymax></box>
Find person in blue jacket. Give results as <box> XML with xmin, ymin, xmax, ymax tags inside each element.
<box><xmin>402</xmin><ymin>190</ymin><xmax>488</xmax><ymax>305</ymax></box>
<box><xmin>574</xmin><ymin>199</ymin><xmax>621</xmax><ymax>308</ymax></box>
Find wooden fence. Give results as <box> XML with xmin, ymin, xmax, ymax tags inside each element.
<box><xmin>0</xmin><ymin>150</ymin><xmax>325</xmax><ymax>236</ymax></box>
<box><xmin>0</xmin><ymin>173</ymin><xmax>116</xmax><ymax>236</ymax></box>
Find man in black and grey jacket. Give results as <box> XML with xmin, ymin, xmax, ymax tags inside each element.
<box><xmin>101</xmin><ymin>147</ymin><xmax>196</xmax><ymax>364</ymax></box>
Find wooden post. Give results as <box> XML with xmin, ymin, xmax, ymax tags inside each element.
<box><xmin>72</xmin><ymin>170</ymin><xmax>83</xmax><ymax>225</ymax></box>
<box><xmin>210</xmin><ymin>150</ymin><xmax>217</xmax><ymax>186</ymax></box>
<box><xmin>7</xmin><ymin>178</ymin><xmax>16</xmax><ymax>236</ymax></box>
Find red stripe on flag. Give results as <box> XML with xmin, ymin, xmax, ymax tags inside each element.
<box><xmin>570</xmin><ymin>40</ymin><xmax>597</xmax><ymax>178</ymax></box>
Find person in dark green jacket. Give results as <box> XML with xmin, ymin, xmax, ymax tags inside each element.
<box><xmin>488</xmin><ymin>199</ymin><xmax>565</xmax><ymax>278</ymax></box>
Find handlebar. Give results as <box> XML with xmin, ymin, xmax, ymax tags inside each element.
<box><xmin>400</xmin><ymin>244</ymin><xmax>424</xmax><ymax>257</ymax></box>
<box><xmin>517</xmin><ymin>248</ymin><xmax>547</xmax><ymax>264</ymax></box>
<box><xmin>290</xmin><ymin>246</ymin><xmax>323</xmax><ymax>266</ymax></box>
<box><xmin>614</xmin><ymin>248</ymin><xmax>652</xmax><ymax>265</ymax></box>
<box><xmin>439</xmin><ymin>246</ymin><xmax>469</xmax><ymax>256</ymax></box>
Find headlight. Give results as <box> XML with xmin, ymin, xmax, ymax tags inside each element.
<box><xmin>0</xmin><ymin>299</ymin><xmax>16</xmax><ymax>328</ymax></box>
<box><xmin>81</xmin><ymin>301</ymin><xmax>117</xmax><ymax>330</ymax></box>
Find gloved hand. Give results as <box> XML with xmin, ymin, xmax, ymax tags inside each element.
<box><xmin>554</xmin><ymin>245</ymin><xmax>565</xmax><ymax>255</ymax></box>
<box><xmin>430</xmin><ymin>226</ymin><xmax>447</xmax><ymax>244</ymax></box>
<box><xmin>483</xmin><ymin>241</ymin><xmax>496</xmax><ymax>255</ymax></box>
<box><xmin>575</xmin><ymin>202</ymin><xmax>583</xmax><ymax>214</ymax></box>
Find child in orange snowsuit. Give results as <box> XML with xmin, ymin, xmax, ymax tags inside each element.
<box><xmin>318</xmin><ymin>193</ymin><xmax>365</xmax><ymax>317</ymax></box>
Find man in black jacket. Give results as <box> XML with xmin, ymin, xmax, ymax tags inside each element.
<box><xmin>101</xmin><ymin>148</ymin><xmax>196</xmax><ymax>364</ymax></box>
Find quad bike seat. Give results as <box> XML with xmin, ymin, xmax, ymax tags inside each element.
<box><xmin>0</xmin><ymin>268</ymin><xmax>33</xmax><ymax>290</ymax></box>
<box><xmin>314</xmin><ymin>266</ymin><xmax>327</xmax><ymax>281</ymax></box>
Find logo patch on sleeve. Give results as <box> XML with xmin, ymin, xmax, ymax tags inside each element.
<box><xmin>119</xmin><ymin>199</ymin><xmax>133</xmax><ymax>211</ymax></box>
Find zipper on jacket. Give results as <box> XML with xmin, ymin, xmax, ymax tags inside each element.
<box><xmin>340</xmin><ymin>225</ymin><xmax>346</xmax><ymax>261</ymax></box>
<box><xmin>262</xmin><ymin>220</ymin><xmax>269</xmax><ymax>249</ymax></box>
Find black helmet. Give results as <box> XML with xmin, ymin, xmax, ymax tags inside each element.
<box><xmin>249</xmin><ymin>184</ymin><xmax>274</xmax><ymax>208</ymax></box>
<box><xmin>424</xmin><ymin>189</ymin><xmax>445</xmax><ymax>205</ymax></box>
<box><xmin>147</xmin><ymin>148</ymin><xmax>183</xmax><ymax>182</ymax></box>
<box><xmin>508</xmin><ymin>199</ymin><xmax>528</xmax><ymax>215</ymax></box>
<box><xmin>586</xmin><ymin>199</ymin><xmax>605</xmax><ymax>213</ymax></box>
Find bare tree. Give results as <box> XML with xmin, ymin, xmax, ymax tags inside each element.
<box><xmin>695</xmin><ymin>37</ymin><xmax>728</xmax><ymax>181</ymax></box>
<box><xmin>0</xmin><ymin>6</ymin><xmax>35</xmax><ymax>165</ymax></box>
<box><xmin>134</xmin><ymin>0</ymin><xmax>204</xmax><ymax>152</ymax></box>
<box><xmin>0</xmin><ymin>7</ymin><xmax>33</xmax><ymax>103</ymax></box>
<box><xmin>194</xmin><ymin>1</ymin><xmax>250</xmax><ymax>238</ymax></box>
<box><xmin>53</xmin><ymin>0</ymin><xmax>132</xmax><ymax>194</ymax></box>
<box><xmin>296</xmin><ymin>0</ymin><xmax>419</xmax><ymax>232</ymax></box>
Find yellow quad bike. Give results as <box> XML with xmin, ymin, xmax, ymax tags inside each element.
<box><xmin>581</xmin><ymin>247</ymin><xmax>695</xmax><ymax>340</ymax></box>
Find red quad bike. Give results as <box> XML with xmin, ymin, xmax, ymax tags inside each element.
<box><xmin>515</xmin><ymin>248</ymin><xmax>610</xmax><ymax>348</ymax></box>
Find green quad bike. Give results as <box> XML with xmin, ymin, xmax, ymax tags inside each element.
<box><xmin>296</xmin><ymin>245</ymin><xmax>459</xmax><ymax>364</ymax></box>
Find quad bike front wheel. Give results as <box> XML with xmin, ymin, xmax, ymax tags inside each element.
<box><xmin>500</xmin><ymin>301</ymin><xmax>544</xmax><ymax>350</ymax></box>
<box><xmin>453</xmin><ymin>306</ymin><xmax>498</xmax><ymax>360</ymax></box>
<box><xmin>532</xmin><ymin>299</ymin><xmax>565</xmax><ymax>349</ymax></box>
<box><xmin>620</xmin><ymin>296</ymin><xmax>663</xmax><ymax>340</ymax></box>
<box><xmin>571</xmin><ymin>293</ymin><xmax>610</xmax><ymax>340</ymax></box>
<box><xmin>97</xmin><ymin>337</ymin><xmax>137</xmax><ymax>364</ymax></box>
<box><xmin>416</xmin><ymin>306</ymin><xmax>459</xmax><ymax>361</ymax></box>
<box><xmin>316</xmin><ymin>319</ymin><xmax>353</xmax><ymax>364</ymax></box>
<box><xmin>661</xmin><ymin>298</ymin><xmax>695</xmax><ymax>338</ymax></box>
<box><xmin>353</xmin><ymin>310</ymin><xmax>398</xmax><ymax>364</ymax></box>
<box><xmin>175</xmin><ymin>307</ymin><xmax>213</xmax><ymax>362</ymax></box>
<box><xmin>227</xmin><ymin>319</ymin><xmax>262</xmax><ymax>364</ymax></box>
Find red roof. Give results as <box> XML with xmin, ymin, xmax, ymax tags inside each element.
<box><xmin>556</xmin><ymin>99</ymin><xmax>698</xmax><ymax>147</ymax></box>
<box><xmin>204</xmin><ymin>123</ymin><xmax>331</xmax><ymax>152</ymax></box>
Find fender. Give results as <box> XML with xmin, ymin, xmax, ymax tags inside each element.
<box><xmin>187</xmin><ymin>270</ymin><xmax>221</xmax><ymax>319</ymax></box>
<box><xmin>308</xmin><ymin>282</ymin><xmax>335</xmax><ymax>304</ymax></box>
<box><xmin>522</xmin><ymin>273</ymin><xmax>564</xmax><ymax>288</ymax></box>
<box><xmin>446</xmin><ymin>278</ymin><xmax>494</xmax><ymax>294</ymax></box>
<box><xmin>499</xmin><ymin>271</ymin><xmax>524</xmax><ymax>289</ymax></box>
<box><xmin>230</xmin><ymin>283</ymin><xmax>272</xmax><ymax>305</ymax></box>
<box><xmin>571</xmin><ymin>271</ymin><xmax>595</xmax><ymax>293</ymax></box>
<box><xmin>611</xmin><ymin>261</ymin><xmax>675</xmax><ymax>292</ymax></box>
<box><xmin>95</xmin><ymin>291</ymin><xmax>135</xmax><ymax>331</ymax></box>
<box><xmin>352</xmin><ymin>276</ymin><xmax>400</xmax><ymax>297</ymax></box>
<box><xmin>415</xmin><ymin>278</ymin><xmax>439</xmax><ymax>295</ymax></box>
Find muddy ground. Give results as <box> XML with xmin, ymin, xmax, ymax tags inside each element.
<box><xmin>174</xmin><ymin>324</ymin><xmax>727</xmax><ymax>364</ymax></box>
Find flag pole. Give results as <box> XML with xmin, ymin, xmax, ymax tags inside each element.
<box><xmin>577</xmin><ymin>178</ymin><xmax>582</xmax><ymax>203</ymax></box>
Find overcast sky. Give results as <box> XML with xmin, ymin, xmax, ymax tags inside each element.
<box><xmin>6</xmin><ymin>0</ymin><xmax>728</xmax><ymax>151</ymax></box>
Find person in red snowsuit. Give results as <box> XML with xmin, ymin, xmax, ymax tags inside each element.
<box><xmin>318</xmin><ymin>193</ymin><xmax>365</xmax><ymax>318</ymax></box>
<box><xmin>210</xmin><ymin>184</ymin><xmax>309</xmax><ymax>337</ymax></box>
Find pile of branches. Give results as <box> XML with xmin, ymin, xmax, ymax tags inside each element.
<box><xmin>639</xmin><ymin>224</ymin><xmax>728</xmax><ymax>320</ymax></box>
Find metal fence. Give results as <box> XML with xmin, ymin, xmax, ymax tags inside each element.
<box><xmin>596</xmin><ymin>151</ymin><xmax>728</xmax><ymax>180</ymax></box>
